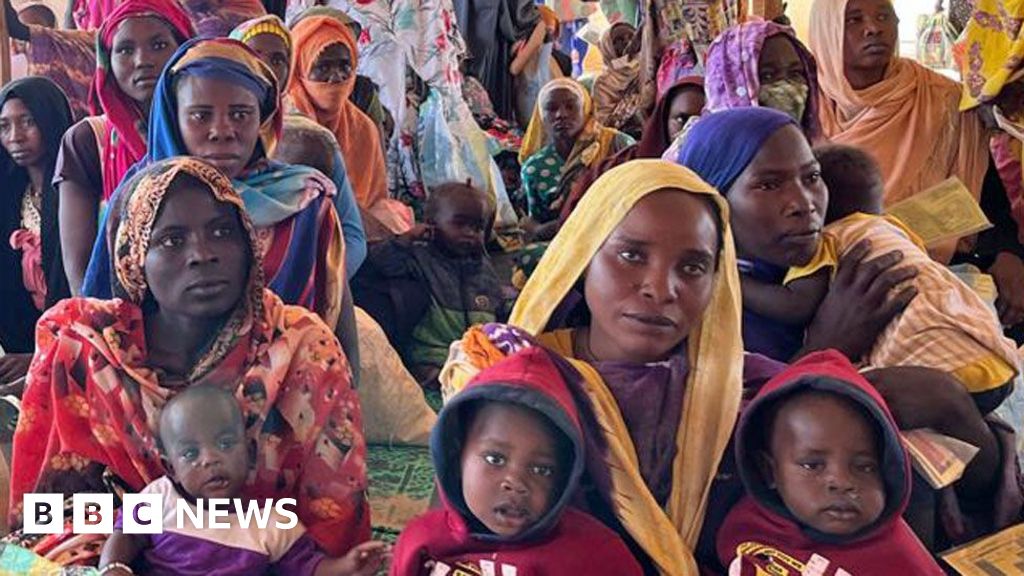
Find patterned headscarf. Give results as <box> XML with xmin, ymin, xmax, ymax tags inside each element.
<box><xmin>705</xmin><ymin>21</ymin><xmax>822</xmax><ymax>140</ymax></box>
<box><xmin>113</xmin><ymin>156</ymin><xmax>264</xmax><ymax>324</ymax></box>
<box><xmin>959</xmin><ymin>0</ymin><xmax>1024</xmax><ymax>110</ymax></box>
<box><xmin>93</xmin><ymin>0</ymin><xmax>195</xmax><ymax>200</ymax></box>
<box><xmin>230</xmin><ymin>14</ymin><xmax>294</xmax><ymax>90</ymax></box>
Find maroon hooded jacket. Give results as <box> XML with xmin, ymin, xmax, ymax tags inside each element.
<box><xmin>717</xmin><ymin>350</ymin><xmax>943</xmax><ymax>575</ymax></box>
<box><xmin>390</xmin><ymin>347</ymin><xmax>643</xmax><ymax>575</ymax></box>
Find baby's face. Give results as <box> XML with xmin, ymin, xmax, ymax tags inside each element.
<box><xmin>459</xmin><ymin>403</ymin><xmax>562</xmax><ymax>537</ymax></box>
<box><xmin>765</xmin><ymin>393</ymin><xmax>885</xmax><ymax>536</ymax></box>
<box><xmin>162</xmin><ymin>397</ymin><xmax>249</xmax><ymax>500</ymax></box>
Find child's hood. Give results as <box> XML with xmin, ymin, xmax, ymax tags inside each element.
<box><xmin>430</xmin><ymin>347</ymin><xmax>585</xmax><ymax>544</ymax></box>
<box><xmin>735</xmin><ymin>349</ymin><xmax>911</xmax><ymax>543</ymax></box>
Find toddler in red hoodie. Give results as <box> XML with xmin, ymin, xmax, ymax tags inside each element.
<box><xmin>718</xmin><ymin>350</ymin><xmax>944</xmax><ymax>575</ymax></box>
<box><xmin>391</xmin><ymin>347</ymin><xmax>643</xmax><ymax>575</ymax></box>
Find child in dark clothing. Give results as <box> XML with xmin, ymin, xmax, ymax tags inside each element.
<box><xmin>718</xmin><ymin>350</ymin><xmax>943</xmax><ymax>575</ymax></box>
<box><xmin>363</xmin><ymin>182</ymin><xmax>508</xmax><ymax>384</ymax></box>
<box><xmin>391</xmin><ymin>347</ymin><xmax>643</xmax><ymax>575</ymax></box>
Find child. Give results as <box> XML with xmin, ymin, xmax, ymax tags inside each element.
<box><xmin>391</xmin><ymin>347</ymin><xmax>643</xmax><ymax>575</ymax></box>
<box><xmin>274</xmin><ymin>115</ymin><xmax>339</xmax><ymax>177</ymax></box>
<box><xmin>99</xmin><ymin>385</ymin><xmax>389</xmax><ymax>576</ymax></box>
<box><xmin>742</xmin><ymin>144</ymin><xmax>1019</xmax><ymax>395</ymax></box>
<box><xmin>358</xmin><ymin>182</ymin><xmax>508</xmax><ymax>384</ymax></box>
<box><xmin>718</xmin><ymin>350</ymin><xmax>944</xmax><ymax>575</ymax></box>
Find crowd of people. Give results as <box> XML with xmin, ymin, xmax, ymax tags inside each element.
<box><xmin>0</xmin><ymin>0</ymin><xmax>1022</xmax><ymax>573</ymax></box>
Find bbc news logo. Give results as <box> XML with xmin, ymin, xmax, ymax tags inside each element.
<box><xmin>23</xmin><ymin>494</ymin><xmax>299</xmax><ymax>534</ymax></box>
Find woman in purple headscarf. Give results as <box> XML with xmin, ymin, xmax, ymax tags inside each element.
<box><xmin>704</xmin><ymin>20</ymin><xmax>823</xmax><ymax>141</ymax></box>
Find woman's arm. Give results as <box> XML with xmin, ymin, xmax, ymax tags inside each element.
<box><xmin>799</xmin><ymin>240</ymin><xmax>918</xmax><ymax>362</ymax></box>
<box><xmin>99</xmin><ymin>531</ymin><xmax>146</xmax><ymax>575</ymax></box>
<box><xmin>741</xmin><ymin>270</ymin><xmax>829</xmax><ymax>326</ymax></box>
<box><xmin>59</xmin><ymin>180</ymin><xmax>99</xmax><ymax>295</ymax></box>
<box><xmin>863</xmin><ymin>367</ymin><xmax>999</xmax><ymax>498</ymax></box>
<box><xmin>335</xmin><ymin>281</ymin><xmax>360</xmax><ymax>389</ymax></box>
<box><xmin>509</xmin><ymin>21</ymin><xmax>547</xmax><ymax>76</ymax></box>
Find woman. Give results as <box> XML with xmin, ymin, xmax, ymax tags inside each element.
<box><xmin>518</xmin><ymin>78</ymin><xmax>633</xmax><ymax>241</ymax></box>
<box><xmin>705</xmin><ymin>20</ymin><xmax>822</xmax><ymax>140</ymax></box>
<box><xmin>10</xmin><ymin>156</ymin><xmax>370</xmax><ymax>558</ymax></box>
<box><xmin>561</xmin><ymin>77</ymin><xmax>705</xmax><ymax>221</ymax></box>
<box><xmin>55</xmin><ymin>0</ymin><xmax>194</xmax><ymax>295</ymax></box>
<box><xmin>287</xmin><ymin>14</ymin><xmax>412</xmax><ymax>235</ymax></box>
<box><xmin>672</xmin><ymin>107</ymin><xmax>1020</xmax><ymax>547</ymax></box>
<box><xmin>82</xmin><ymin>38</ymin><xmax>346</xmax><ymax>335</ymax></box>
<box><xmin>958</xmin><ymin>0</ymin><xmax>1024</xmax><ymax>333</ymax></box>
<box><xmin>441</xmin><ymin>159</ymin><xmax>786</xmax><ymax>574</ymax></box>
<box><xmin>808</xmin><ymin>0</ymin><xmax>988</xmax><ymax>217</ymax></box>
<box><xmin>592</xmin><ymin>22</ymin><xmax>643</xmax><ymax>136</ymax></box>
<box><xmin>0</xmin><ymin>77</ymin><xmax>74</xmax><ymax>374</ymax></box>
<box><xmin>230</xmin><ymin>13</ymin><xmax>368</xmax><ymax>277</ymax></box>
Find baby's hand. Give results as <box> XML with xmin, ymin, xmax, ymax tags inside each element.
<box><xmin>334</xmin><ymin>541</ymin><xmax>392</xmax><ymax>576</ymax></box>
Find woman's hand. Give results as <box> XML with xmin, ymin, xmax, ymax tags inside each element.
<box><xmin>318</xmin><ymin>541</ymin><xmax>392</xmax><ymax>576</ymax></box>
<box><xmin>990</xmin><ymin>252</ymin><xmax>1024</xmax><ymax>327</ymax></box>
<box><xmin>0</xmin><ymin>354</ymin><xmax>32</xmax><ymax>385</ymax></box>
<box><xmin>801</xmin><ymin>240</ymin><xmax>918</xmax><ymax>362</ymax></box>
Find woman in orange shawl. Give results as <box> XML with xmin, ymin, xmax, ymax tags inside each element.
<box><xmin>809</xmin><ymin>0</ymin><xmax>989</xmax><ymax>233</ymax></box>
<box><xmin>287</xmin><ymin>14</ymin><xmax>412</xmax><ymax>234</ymax></box>
<box><xmin>9</xmin><ymin>156</ymin><xmax>370</xmax><ymax>561</ymax></box>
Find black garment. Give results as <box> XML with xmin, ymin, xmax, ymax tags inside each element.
<box><xmin>552</xmin><ymin>49</ymin><xmax>572</xmax><ymax>77</ymax></box>
<box><xmin>0</xmin><ymin>77</ymin><xmax>74</xmax><ymax>353</ymax></box>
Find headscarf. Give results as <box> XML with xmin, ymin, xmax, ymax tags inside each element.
<box><xmin>592</xmin><ymin>23</ymin><xmax>642</xmax><ymax>130</ymax></box>
<box><xmin>12</xmin><ymin>156</ymin><xmax>370</xmax><ymax>554</ymax></box>
<box><xmin>668</xmin><ymin>107</ymin><xmax>799</xmax><ymax>194</ymax></box>
<box><xmin>959</xmin><ymin>0</ymin><xmax>1024</xmax><ymax>111</ymax></box>
<box><xmin>0</xmin><ymin>77</ymin><xmax>74</xmax><ymax>351</ymax></box>
<box><xmin>84</xmin><ymin>38</ymin><xmax>344</xmax><ymax>328</ymax></box>
<box><xmin>808</xmin><ymin>0</ymin><xmax>989</xmax><ymax>210</ymax></box>
<box><xmin>445</xmin><ymin>160</ymin><xmax>744</xmax><ymax>576</ymax></box>
<box><xmin>705</xmin><ymin>21</ymin><xmax>822</xmax><ymax>140</ymax></box>
<box><xmin>229</xmin><ymin>14</ymin><xmax>294</xmax><ymax>90</ymax></box>
<box><xmin>519</xmin><ymin>78</ymin><xmax>620</xmax><ymax>165</ymax></box>
<box><xmin>92</xmin><ymin>0</ymin><xmax>195</xmax><ymax>200</ymax></box>
<box><xmin>288</xmin><ymin>15</ymin><xmax>389</xmax><ymax>211</ymax></box>
<box><xmin>560</xmin><ymin>77</ymin><xmax>704</xmax><ymax>221</ymax></box>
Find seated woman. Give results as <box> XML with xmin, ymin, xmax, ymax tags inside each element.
<box><xmin>0</xmin><ymin>77</ymin><xmax>74</xmax><ymax>382</ymax></box>
<box><xmin>287</xmin><ymin>14</ymin><xmax>412</xmax><ymax>235</ymax></box>
<box><xmin>230</xmin><ymin>13</ymin><xmax>368</xmax><ymax>277</ymax></box>
<box><xmin>9</xmin><ymin>156</ymin><xmax>369</xmax><ymax>559</ymax></box>
<box><xmin>82</xmin><ymin>38</ymin><xmax>348</xmax><ymax>337</ymax></box>
<box><xmin>518</xmin><ymin>78</ymin><xmax>634</xmax><ymax>242</ymax></box>
<box><xmin>54</xmin><ymin>0</ymin><xmax>194</xmax><ymax>295</ymax></box>
<box><xmin>441</xmin><ymin>159</ymin><xmax>787</xmax><ymax>573</ymax></box>
<box><xmin>671</xmin><ymin>107</ymin><xmax>1020</xmax><ymax>549</ymax></box>
<box><xmin>561</xmin><ymin>77</ymin><xmax>705</xmax><ymax>221</ymax></box>
<box><xmin>704</xmin><ymin>20</ymin><xmax>822</xmax><ymax>140</ymax></box>
<box><xmin>592</xmin><ymin>22</ymin><xmax>642</xmax><ymax>137</ymax></box>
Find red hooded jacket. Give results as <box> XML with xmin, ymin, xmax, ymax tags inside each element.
<box><xmin>717</xmin><ymin>350</ymin><xmax>943</xmax><ymax>575</ymax></box>
<box><xmin>390</xmin><ymin>347</ymin><xmax>643</xmax><ymax>575</ymax></box>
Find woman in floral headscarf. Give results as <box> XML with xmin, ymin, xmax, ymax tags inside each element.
<box><xmin>53</xmin><ymin>0</ymin><xmax>194</xmax><ymax>296</ymax></box>
<box><xmin>10</xmin><ymin>156</ymin><xmax>370</xmax><ymax>559</ymax></box>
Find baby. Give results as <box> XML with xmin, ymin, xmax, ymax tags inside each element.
<box><xmin>359</xmin><ymin>182</ymin><xmax>507</xmax><ymax>384</ymax></box>
<box><xmin>391</xmin><ymin>347</ymin><xmax>642</xmax><ymax>575</ymax></box>
<box><xmin>273</xmin><ymin>115</ymin><xmax>339</xmax><ymax>177</ymax></box>
<box><xmin>718</xmin><ymin>350</ymin><xmax>943</xmax><ymax>574</ymax></box>
<box><xmin>743</xmin><ymin>144</ymin><xmax>1019</xmax><ymax>395</ymax></box>
<box><xmin>99</xmin><ymin>385</ymin><xmax>388</xmax><ymax>576</ymax></box>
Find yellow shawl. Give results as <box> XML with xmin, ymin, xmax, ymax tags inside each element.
<box><xmin>518</xmin><ymin>78</ymin><xmax>623</xmax><ymax>169</ymax></box>
<box><xmin>443</xmin><ymin>159</ymin><xmax>744</xmax><ymax>575</ymax></box>
<box><xmin>959</xmin><ymin>0</ymin><xmax>1024</xmax><ymax>111</ymax></box>
<box><xmin>809</xmin><ymin>0</ymin><xmax>989</xmax><ymax>223</ymax></box>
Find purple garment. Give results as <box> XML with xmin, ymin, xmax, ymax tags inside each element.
<box><xmin>737</xmin><ymin>258</ymin><xmax>807</xmax><ymax>363</ymax></box>
<box><xmin>139</xmin><ymin>530</ymin><xmax>325</xmax><ymax>576</ymax></box>
<box><xmin>704</xmin><ymin>21</ymin><xmax>822</xmax><ymax>141</ymax></box>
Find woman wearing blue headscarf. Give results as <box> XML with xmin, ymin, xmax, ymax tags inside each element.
<box><xmin>81</xmin><ymin>38</ymin><xmax>351</xmax><ymax>337</ymax></box>
<box><xmin>668</xmin><ymin>107</ymin><xmax>1020</xmax><ymax>550</ymax></box>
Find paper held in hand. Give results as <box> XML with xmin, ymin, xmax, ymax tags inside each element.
<box><xmin>901</xmin><ymin>428</ymin><xmax>979</xmax><ymax>490</ymax></box>
<box><xmin>886</xmin><ymin>177</ymin><xmax>992</xmax><ymax>248</ymax></box>
<box><xmin>941</xmin><ymin>523</ymin><xmax>1024</xmax><ymax>576</ymax></box>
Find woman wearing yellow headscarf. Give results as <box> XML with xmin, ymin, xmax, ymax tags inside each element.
<box><xmin>441</xmin><ymin>159</ymin><xmax>785</xmax><ymax>574</ymax></box>
<box><xmin>960</xmin><ymin>2</ymin><xmax>1024</xmax><ymax>323</ymax></box>
<box><xmin>518</xmin><ymin>78</ymin><xmax>633</xmax><ymax>241</ymax></box>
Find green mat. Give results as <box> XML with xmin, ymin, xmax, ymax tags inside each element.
<box><xmin>367</xmin><ymin>444</ymin><xmax>435</xmax><ymax>543</ymax></box>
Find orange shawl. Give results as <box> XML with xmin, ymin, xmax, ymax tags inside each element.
<box><xmin>808</xmin><ymin>0</ymin><xmax>988</xmax><ymax>210</ymax></box>
<box><xmin>288</xmin><ymin>16</ymin><xmax>388</xmax><ymax>212</ymax></box>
